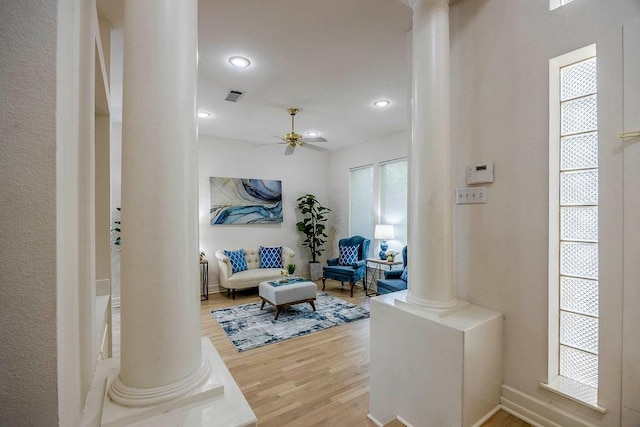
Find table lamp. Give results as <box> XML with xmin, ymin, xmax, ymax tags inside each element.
<box><xmin>374</xmin><ymin>224</ymin><xmax>394</xmax><ymax>260</ymax></box>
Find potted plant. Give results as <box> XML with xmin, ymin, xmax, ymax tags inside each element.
<box><xmin>296</xmin><ymin>194</ymin><xmax>331</xmax><ymax>280</ymax></box>
<box><xmin>286</xmin><ymin>263</ymin><xmax>296</xmax><ymax>275</ymax></box>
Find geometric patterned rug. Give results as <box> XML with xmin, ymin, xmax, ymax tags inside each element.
<box><xmin>211</xmin><ymin>292</ymin><xmax>370</xmax><ymax>352</ymax></box>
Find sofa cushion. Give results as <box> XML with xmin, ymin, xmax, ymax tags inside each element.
<box><xmin>377</xmin><ymin>278</ymin><xmax>408</xmax><ymax>294</ymax></box>
<box><xmin>227</xmin><ymin>268</ymin><xmax>284</xmax><ymax>289</ymax></box>
<box><xmin>259</xmin><ymin>246</ymin><xmax>282</xmax><ymax>268</ymax></box>
<box><xmin>338</xmin><ymin>244</ymin><xmax>360</xmax><ymax>266</ymax></box>
<box><xmin>224</xmin><ymin>249</ymin><xmax>248</xmax><ymax>273</ymax></box>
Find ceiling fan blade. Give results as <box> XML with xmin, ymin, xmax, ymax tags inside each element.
<box><xmin>253</xmin><ymin>142</ymin><xmax>282</xmax><ymax>147</ymax></box>
<box><xmin>268</xmin><ymin>134</ymin><xmax>284</xmax><ymax>140</ymax></box>
<box><xmin>284</xmin><ymin>145</ymin><xmax>295</xmax><ymax>156</ymax></box>
<box><xmin>301</xmin><ymin>137</ymin><xmax>327</xmax><ymax>143</ymax></box>
<box><xmin>300</xmin><ymin>142</ymin><xmax>329</xmax><ymax>153</ymax></box>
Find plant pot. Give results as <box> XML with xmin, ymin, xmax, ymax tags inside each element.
<box><xmin>309</xmin><ymin>262</ymin><xmax>322</xmax><ymax>281</ymax></box>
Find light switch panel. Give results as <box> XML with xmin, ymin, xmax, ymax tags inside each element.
<box><xmin>455</xmin><ymin>186</ymin><xmax>488</xmax><ymax>205</ymax></box>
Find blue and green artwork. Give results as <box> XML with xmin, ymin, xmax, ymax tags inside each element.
<box><xmin>210</xmin><ymin>177</ymin><xmax>283</xmax><ymax>225</ymax></box>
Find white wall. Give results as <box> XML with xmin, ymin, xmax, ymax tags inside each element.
<box><xmin>327</xmin><ymin>129</ymin><xmax>410</xmax><ymax>258</ymax></box>
<box><xmin>448</xmin><ymin>0</ymin><xmax>639</xmax><ymax>425</ymax></box>
<box><xmin>198</xmin><ymin>135</ymin><xmax>329</xmax><ymax>287</ymax></box>
<box><xmin>0</xmin><ymin>0</ymin><xmax>60</xmax><ymax>424</ymax></box>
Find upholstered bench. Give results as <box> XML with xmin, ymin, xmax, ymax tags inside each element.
<box><xmin>258</xmin><ymin>278</ymin><xmax>317</xmax><ymax>320</ymax></box>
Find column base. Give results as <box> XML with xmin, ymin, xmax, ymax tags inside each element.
<box><xmin>405</xmin><ymin>291</ymin><xmax>467</xmax><ymax>314</ymax></box>
<box><xmin>108</xmin><ymin>355</ymin><xmax>212</xmax><ymax>408</ymax></box>
<box><xmin>81</xmin><ymin>338</ymin><xmax>257</xmax><ymax>427</ymax></box>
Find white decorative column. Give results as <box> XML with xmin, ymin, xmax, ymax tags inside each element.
<box><xmin>406</xmin><ymin>0</ymin><xmax>458</xmax><ymax>308</ymax></box>
<box><xmin>108</xmin><ymin>0</ymin><xmax>210</xmax><ymax>406</ymax></box>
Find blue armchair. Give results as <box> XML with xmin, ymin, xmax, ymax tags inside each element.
<box><xmin>322</xmin><ymin>235</ymin><xmax>370</xmax><ymax>297</ymax></box>
<box><xmin>376</xmin><ymin>246</ymin><xmax>408</xmax><ymax>295</ymax></box>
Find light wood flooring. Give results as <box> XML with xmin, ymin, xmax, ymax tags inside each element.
<box><xmin>112</xmin><ymin>280</ymin><xmax>529</xmax><ymax>426</ymax></box>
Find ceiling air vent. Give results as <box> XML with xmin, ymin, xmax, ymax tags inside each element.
<box><xmin>225</xmin><ymin>90</ymin><xmax>244</xmax><ymax>102</ymax></box>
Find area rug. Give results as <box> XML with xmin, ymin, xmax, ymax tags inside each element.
<box><xmin>211</xmin><ymin>292</ymin><xmax>370</xmax><ymax>352</ymax></box>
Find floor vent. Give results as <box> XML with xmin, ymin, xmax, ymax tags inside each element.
<box><xmin>225</xmin><ymin>90</ymin><xmax>244</xmax><ymax>102</ymax></box>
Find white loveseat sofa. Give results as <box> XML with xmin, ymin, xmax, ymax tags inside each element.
<box><xmin>215</xmin><ymin>246</ymin><xmax>295</xmax><ymax>299</ymax></box>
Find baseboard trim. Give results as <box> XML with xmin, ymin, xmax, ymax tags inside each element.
<box><xmin>472</xmin><ymin>405</ymin><xmax>501</xmax><ymax>427</ymax></box>
<box><xmin>501</xmin><ymin>385</ymin><xmax>599</xmax><ymax>427</ymax></box>
<box><xmin>367</xmin><ymin>413</ymin><xmax>384</xmax><ymax>426</ymax></box>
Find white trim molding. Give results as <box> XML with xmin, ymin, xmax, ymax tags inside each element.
<box><xmin>501</xmin><ymin>385</ymin><xmax>601</xmax><ymax>427</ymax></box>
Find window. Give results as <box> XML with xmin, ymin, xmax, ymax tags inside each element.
<box><xmin>349</xmin><ymin>159</ymin><xmax>408</xmax><ymax>259</ymax></box>
<box><xmin>379</xmin><ymin>159</ymin><xmax>408</xmax><ymax>252</ymax></box>
<box><xmin>546</xmin><ymin>46</ymin><xmax>602</xmax><ymax>410</ymax></box>
<box><xmin>350</xmin><ymin>165</ymin><xmax>374</xmax><ymax>246</ymax></box>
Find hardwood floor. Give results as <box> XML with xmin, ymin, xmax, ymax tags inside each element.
<box><xmin>112</xmin><ymin>280</ymin><xmax>529</xmax><ymax>426</ymax></box>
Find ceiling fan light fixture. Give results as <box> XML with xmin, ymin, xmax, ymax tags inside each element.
<box><xmin>229</xmin><ymin>56</ymin><xmax>251</xmax><ymax>68</ymax></box>
<box><xmin>198</xmin><ymin>111</ymin><xmax>212</xmax><ymax>118</ymax></box>
<box><xmin>374</xmin><ymin>99</ymin><xmax>390</xmax><ymax>108</ymax></box>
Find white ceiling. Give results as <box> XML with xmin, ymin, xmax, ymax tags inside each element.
<box><xmin>99</xmin><ymin>0</ymin><xmax>413</xmax><ymax>152</ymax></box>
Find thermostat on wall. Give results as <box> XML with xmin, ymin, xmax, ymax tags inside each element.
<box><xmin>466</xmin><ymin>162</ymin><xmax>494</xmax><ymax>185</ymax></box>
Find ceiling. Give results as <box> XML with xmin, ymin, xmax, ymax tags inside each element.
<box><xmin>99</xmin><ymin>0</ymin><xmax>413</xmax><ymax>152</ymax></box>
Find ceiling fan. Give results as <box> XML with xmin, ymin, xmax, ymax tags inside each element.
<box><xmin>271</xmin><ymin>108</ymin><xmax>328</xmax><ymax>155</ymax></box>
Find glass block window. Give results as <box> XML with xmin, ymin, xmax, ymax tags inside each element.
<box><xmin>555</xmin><ymin>56</ymin><xmax>599</xmax><ymax>390</ymax></box>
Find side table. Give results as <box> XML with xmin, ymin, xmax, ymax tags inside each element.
<box><xmin>365</xmin><ymin>258</ymin><xmax>402</xmax><ymax>296</ymax></box>
<box><xmin>200</xmin><ymin>259</ymin><xmax>209</xmax><ymax>300</ymax></box>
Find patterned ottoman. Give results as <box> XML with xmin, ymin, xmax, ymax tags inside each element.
<box><xmin>258</xmin><ymin>277</ymin><xmax>317</xmax><ymax>320</ymax></box>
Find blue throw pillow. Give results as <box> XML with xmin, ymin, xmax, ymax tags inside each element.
<box><xmin>224</xmin><ymin>249</ymin><xmax>248</xmax><ymax>274</ymax></box>
<box><xmin>401</xmin><ymin>266</ymin><xmax>408</xmax><ymax>281</ymax></box>
<box><xmin>338</xmin><ymin>244</ymin><xmax>360</xmax><ymax>266</ymax></box>
<box><xmin>259</xmin><ymin>246</ymin><xmax>282</xmax><ymax>268</ymax></box>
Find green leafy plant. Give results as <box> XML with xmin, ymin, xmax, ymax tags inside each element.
<box><xmin>296</xmin><ymin>194</ymin><xmax>331</xmax><ymax>263</ymax></box>
<box><xmin>286</xmin><ymin>263</ymin><xmax>296</xmax><ymax>275</ymax></box>
<box><xmin>111</xmin><ymin>207</ymin><xmax>121</xmax><ymax>247</ymax></box>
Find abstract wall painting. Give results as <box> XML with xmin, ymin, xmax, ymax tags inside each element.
<box><xmin>209</xmin><ymin>177</ymin><xmax>283</xmax><ymax>225</ymax></box>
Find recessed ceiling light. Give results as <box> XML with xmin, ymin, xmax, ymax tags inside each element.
<box><xmin>198</xmin><ymin>111</ymin><xmax>212</xmax><ymax>118</ymax></box>
<box><xmin>374</xmin><ymin>99</ymin><xmax>390</xmax><ymax>108</ymax></box>
<box><xmin>229</xmin><ymin>56</ymin><xmax>251</xmax><ymax>68</ymax></box>
<box><xmin>306</xmin><ymin>131</ymin><xmax>319</xmax><ymax>137</ymax></box>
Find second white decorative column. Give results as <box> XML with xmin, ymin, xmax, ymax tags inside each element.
<box><xmin>406</xmin><ymin>0</ymin><xmax>458</xmax><ymax>308</ymax></box>
<box><xmin>108</xmin><ymin>0</ymin><xmax>210</xmax><ymax>406</ymax></box>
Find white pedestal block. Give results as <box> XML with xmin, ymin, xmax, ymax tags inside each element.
<box><xmin>81</xmin><ymin>338</ymin><xmax>256</xmax><ymax>427</ymax></box>
<box><xmin>369</xmin><ymin>291</ymin><xmax>503</xmax><ymax>427</ymax></box>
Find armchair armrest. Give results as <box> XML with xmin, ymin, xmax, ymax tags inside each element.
<box><xmin>327</xmin><ymin>257</ymin><xmax>339</xmax><ymax>266</ymax></box>
<box><xmin>352</xmin><ymin>259</ymin><xmax>366</xmax><ymax>270</ymax></box>
<box><xmin>384</xmin><ymin>269</ymin><xmax>403</xmax><ymax>279</ymax></box>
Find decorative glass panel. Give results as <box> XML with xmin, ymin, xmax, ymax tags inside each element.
<box><xmin>561</xmin><ymin>132</ymin><xmax>598</xmax><ymax>171</ymax></box>
<box><xmin>561</xmin><ymin>277</ymin><xmax>598</xmax><ymax>316</ymax></box>
<box><xmin>560</xmin><ymin>170</ymin><xmax>598</xmax><ymax>206</ymax></box>
<box><xmin>561</xmin><ymin>242</ymin><xmax>598</xmax><ymax>279</ymax></box>
<box><xmin>561</xmin><ymin>207</ymin><xmax>598</xmax><ymax>241</ymax></box>
<box><xmin>561</xmin><ymin>95</ymin><xmax>598</xmax><ymax>136</ymax></box>
<box><xmin>561</xmin><ymin>57</ymin><xmax>597</xmax><ymax>101</ymax></box>
<box><xmin>560</xmin><ymin>345</ymin><xmax>599</xmax><ymax>389</ymax></box>
<box><xmin>560</xmin><ymin>311</ymin><xmax>598</xmax><ymax>353</ymax></box>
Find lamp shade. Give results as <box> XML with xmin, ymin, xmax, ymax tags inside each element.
<box><xmin>374</xmin><ymin>224</ymin><xmax>395</xmax><ymax>240</ymax></box>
